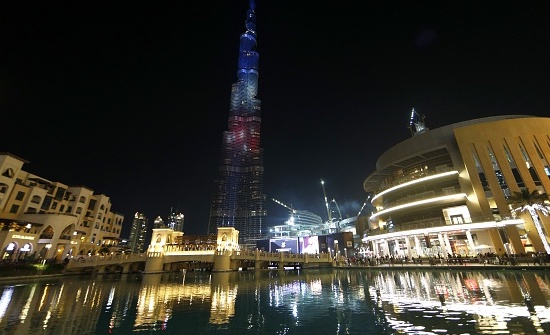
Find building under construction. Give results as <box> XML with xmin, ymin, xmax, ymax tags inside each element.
<box><xmin>263</xmin><ymin>180</ymin><xmax>360</xmax><ymax>258</ymax></box>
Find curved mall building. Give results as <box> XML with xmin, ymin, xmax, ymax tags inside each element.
<box><xmin>362</xmin><ymin>115</ymin><xmax>550</xmax><ymax>258</ymax></box>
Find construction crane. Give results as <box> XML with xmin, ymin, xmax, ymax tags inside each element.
<box><xmin>271</xmin><ymin>198</ymin><xmax>296</xmax><ymax>214</ymax></box>
<box><xmin>356</xmin><ymin>195</ymin><xmax>372</xmax><ymax>217</ymax></box>
<box><xmin>320</xmin><ymin>179</ymin><xmax>331</xmax><ymax>222</ymax></box>
<box><xmin>271</xmin><ymin>198</ymin><xmax>296</xmax><ymax>225</ymax></box>
<box><xmin>321</xmin><ymin>179</ymin><xmax>345</xmax><ymax>234</ymax></box>
<box><xmin>330</xmin><ymin>199</ymin><xmax>342</xmax><ymax>221</ymax></box>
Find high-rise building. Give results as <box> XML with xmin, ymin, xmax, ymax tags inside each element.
<box><xmin>167</xmin><ymin>209</ymin><xmax>184</xmax><ymax>232</ymax></box>
<box><xmin>208</xmin><ymin>0</ymin><xmax>266</xmax><ymax>246</ymax></box>
<box><xmin>129</xmin><ymin>212</ymin><xmax>147</xmax><ymax>253</ymax></box>
<box><xmin>153</xmin><ymin>216</ymin><xmax>164</xmax><ymax>229</ymax></box>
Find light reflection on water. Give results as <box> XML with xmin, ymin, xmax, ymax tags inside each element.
<box><xmin>0</xmin><ymin>269</ymin><xmax>549</xmax><ymax>334</ymax></box>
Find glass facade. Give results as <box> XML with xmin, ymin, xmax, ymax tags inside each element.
<box><xmin>129</xmin><ymin>212</ymin><xmax>147</xmax><ymax>253</ymax></box>
<box><xmin>208</xmin><ymin>1</ymin><xmax>266</xmax><ymax>245</ymax></box>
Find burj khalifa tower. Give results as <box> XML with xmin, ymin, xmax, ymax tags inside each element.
<box><xmin>208</xmin><ymin>0</ymin><xmax>266</xmax><ymax>246</ymax></box>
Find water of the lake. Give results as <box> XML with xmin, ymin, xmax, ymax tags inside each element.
<box><xmin>1</xmin><ymin>268</ymin><xmax>549</xmax><ymax>334</ymax></box>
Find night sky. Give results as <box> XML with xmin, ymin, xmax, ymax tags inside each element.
<box><xmin>2</xmin><ymin>1</ymin><xmax>549</xmax><ymax>238</ymax></box>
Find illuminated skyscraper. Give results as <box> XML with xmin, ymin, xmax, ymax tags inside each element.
<box><xmin>167</xmin><ymin>209</ymin><xmax>184</xmax><ymax>232</ymax></box>
<box><xmin>129</xmin><ymin>212</ymin><xmax>148</xmax><ymax>253</ymax></box>
<box><xmin>208</xmin><ymin>0</ymin><xmax>266</xmax><ymax>245</ymax></box>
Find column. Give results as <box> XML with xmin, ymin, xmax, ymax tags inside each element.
<box><xmin>443</xmin><ymin>233</ymin><xmax>453</xmax><ymax>257</ymax></box>
<box><xmin>372</xmin><ymin>241</ymin><xmax>379</xmax><ymax>257</ymax></box>
<box><xmin>405</xmin><ymin>236</ymin><xmax>413</xmax><ymax>259</ymax></box>
<box><xmin>466</xmin><ymin>230</ymin><xmax>476</xmax><ymax>255</ymax></box>
<box><xmin>437</xmin><ymin>233</ymin><xmax>447</xmax><ymax>256</ymax></box>
<box><xmin>414</xmin><ymin>236</ymin><xmax>422</xmax><ymax>257</ymax></box>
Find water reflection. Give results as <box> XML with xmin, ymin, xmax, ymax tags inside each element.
<box><xmin>0</xmin><ymin>269</ymin><xmax>549</xmax><ymax>334</ymax></box>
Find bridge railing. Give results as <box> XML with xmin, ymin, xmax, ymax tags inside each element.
<box><xmin>68</xmin><ymin>253</ymin><xmax>146</xmax><ymax>266</ymax></box>
<box><xmin>67</xmin><ymin>248</ymin><xmax>333</xmax><ymax>270</ymax></box>
<box><xmin>231</xmin><ymin>249</ymin><xmax>332</xmax><ymax>262</ymax></box>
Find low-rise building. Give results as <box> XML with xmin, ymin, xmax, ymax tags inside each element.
<box><xmin>0</xmin><ymin>152</ymin><xmax>124</xmax><ymax>262</ymax></box>
<box><xmin>362</xmin><ymin>115</ymin><xmax>550</xmax><ymax>258</ymax></box>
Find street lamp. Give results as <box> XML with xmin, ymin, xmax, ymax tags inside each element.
<box><xmin>42</xmin><ymin>244</ymin><xmax>52</xmax><ymax>265</ymax></box>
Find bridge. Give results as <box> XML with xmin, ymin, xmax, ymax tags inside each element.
<box><xmin>64</xmin><ymin>227</ymin><xmax>333</xmax><ymax>274</ymax></box>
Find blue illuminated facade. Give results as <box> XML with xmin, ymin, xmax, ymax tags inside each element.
<box><xmin>208</xmin><ymin>0</ymin><xmax>266</xmax><ymax>246</ymax></box>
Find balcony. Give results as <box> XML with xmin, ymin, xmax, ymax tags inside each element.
<box><xmin>368</xmin><ymin>217</ymin><xmax>447</xmax><ymax>236</ymax></box>
<box><xmin>378</xmin><ymin>165</ymin><xmax>454</xmax><ymax>192</ymax></box>
<box><xmin>370</xmin><ymin>190</ymin><xmax>467</xmax><ymax>220</ymax></box>
<box><xmin>372</xmin><ymin>168</ymin><xmax>458</xmax><ymax>203</ymax></box>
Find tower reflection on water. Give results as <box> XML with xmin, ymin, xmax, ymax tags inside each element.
<box><xmin>1</xmin><ymin>269</ymin><xmax>550</xmax><ymax>334</ymax></box>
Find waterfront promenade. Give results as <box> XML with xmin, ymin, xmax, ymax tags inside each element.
<box><xmin>1</xmin><ymin>255</ymin><xmax>549</xmax><ymax>283</ymax></box>
<box><xmin>339</xmin><ymin>260</ymin><xmax>550</xmax><ymax>271</ymax></box>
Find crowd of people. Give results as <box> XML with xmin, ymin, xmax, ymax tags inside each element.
<box><xmin>340</xmin><ymin>251</ymin><xmax>550</xmax><ymax>267</ymax></box>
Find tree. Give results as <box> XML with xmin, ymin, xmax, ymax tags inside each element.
<box><xmin>508</xmin><ymin>188</ymin><xmax>550</xmax><ymax>253</ymax></box>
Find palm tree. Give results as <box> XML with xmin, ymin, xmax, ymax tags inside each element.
<box><xmin>508</xmin><ymin>188</ymin><xmax>550</xmax><ymax>254</ymax></box>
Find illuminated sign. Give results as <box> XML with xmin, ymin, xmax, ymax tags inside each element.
<box><xmin>270</xmin><ymin>238</ymin><xmax>298</xmax><ymax>253</ymax></box>
<box><xmin>12</xmin><ymin>235</ymin><xmax>35</xmax><ymax>240</ymax></box>
<box><xmin>300</xmin><ymin>236</ymin><xmax>319</xmax><ymax>254</ymax></box>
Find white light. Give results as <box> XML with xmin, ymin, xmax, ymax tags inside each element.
<box><xmin>370</xmin><ymin>193</ymin><xmax>467</xmax><ymax>220</ymax></box>
<box><xmin>372</xmin><ymin>170</ymin><xmax>459</xmax><ymax>202</ymax></box>
<box><xmin>363</xmin><ymin>218</ymin><xmax>524</xmax><ymax>242</ymax></box>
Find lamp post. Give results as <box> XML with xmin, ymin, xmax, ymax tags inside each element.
<box><xmin>42</xmin><ymin>244</ymin><xmax>52</xmax><ymax>265</ymax></box>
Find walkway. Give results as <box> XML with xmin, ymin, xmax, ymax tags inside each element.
<box><xmin>337</xmin><ymin>256</ymin><xmax>550</xmax><ymax>271</ymax></box>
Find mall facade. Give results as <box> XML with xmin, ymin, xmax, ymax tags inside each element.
<box><xmin>362</xmin><ymin>115</ymin><xmax>550</xmax><ymax>258</ymax></box>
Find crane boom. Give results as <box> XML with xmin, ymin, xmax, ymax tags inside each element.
<box><xmin>320</xmin><ymin>179</ymin><xmax>331</xmax><ymax>222</ymax></box>
<box><xmin>271</xmin><ymin>198</ymin><xmax>296</xmax><ymax>214</ymax></box>
<box><xmin>331</xmin><ymin>199</ymin><xmax>342</xmax><ymax>220</ymax></box>
<box><xmin>356</xmin><ymin>195</ymin><xmax>372</xmax><ymax>217</ymax></box>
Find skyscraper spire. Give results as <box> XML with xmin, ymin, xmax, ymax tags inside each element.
<box><xmin>208</xmin><ymin>1</ymin><xmax>266</xmax><ymax>247</ymax></box>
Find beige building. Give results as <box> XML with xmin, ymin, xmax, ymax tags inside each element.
<box><xmin>362</xmin><ymin>115</ymin><xmax>550</xmax><ymax>258</ymax></box>
<box><xmin>0</xmin><ymin>152</ymin><xmax>124</xmax><ymax>262</ymax></box>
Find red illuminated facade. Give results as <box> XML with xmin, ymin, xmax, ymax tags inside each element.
<box><xmin>208</xmin><ymin>0</ymin><xmax>266</xmax><ymax>245</ymax></box>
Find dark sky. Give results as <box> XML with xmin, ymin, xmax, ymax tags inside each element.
<box><xmin>2</xmin><ymin>1</ymin><xmax>549</xmax><ymax>237</ymax></box>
